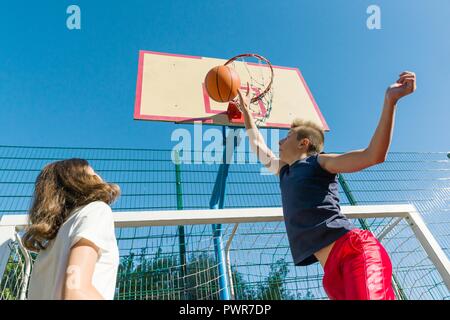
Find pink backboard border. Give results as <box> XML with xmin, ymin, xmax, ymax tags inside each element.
<box><xmin>134</xmin><ymin>50</ymin><xmax>329</xmax><ymax>131</ymax></box>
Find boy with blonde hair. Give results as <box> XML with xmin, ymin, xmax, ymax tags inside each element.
<box><xmin>238</xmin><ymin>71</ymin><xmax>416</xmax><ymax>300</ymax></box>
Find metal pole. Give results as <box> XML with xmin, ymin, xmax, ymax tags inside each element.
<box><xmin>174</xmin><ymin>151</ymin><xmax>187</xmax><ymax>299</ymax></box>
<box><xmin>338</xmin><ymin>173</ymin><xmax>408</xmax><ymax>300</ymax></box>
<box><xmin>15</xmin><ymin>233</ymin><xmax>32</xmax><ymax>300</ymax></box>
<box><xmin>407</xmin><ymin>209</ymin><xmax>450</xmax><ymax>290</ymax></box>
<box><xmin>209</xmin><ymin>126</ymin><xmax>240</xmax><ymax>300</ymax></box>
<box><xmin>225</xmin><ymin>223</ymin><xmax>240</xmax><ymax>299</ymax></box>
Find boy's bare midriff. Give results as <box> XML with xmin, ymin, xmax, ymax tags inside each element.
<box><xmin>314</xmin><ymin>241</ymin><xmax>336</xmax><ymax>268</ymax></box>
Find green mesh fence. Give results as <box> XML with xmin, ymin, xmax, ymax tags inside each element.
<box><xmin>0</xmin><ymin>145</ymin><xmax>449</xmax><ymax>300</ymax></box>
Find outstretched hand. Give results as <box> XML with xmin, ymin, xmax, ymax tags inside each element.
<box><xmin>385</xmin><ymin>71</ymin><xmax>416</xmax><ymax>105</ymax></box>
<box><xmin>237</xmin><ymin>83</ymin><xmax>252</xmax><ymax>113</ymax></box>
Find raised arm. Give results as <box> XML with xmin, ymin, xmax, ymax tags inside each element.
<box><xmin>318</xmin><ymin>71</ymin><xmax>417</xmax><ymax>174</ymax></box>
<box><xmin>238</xmin><ymin>88</ymin><xmax>286</xmax><ymax>174</ymax></box>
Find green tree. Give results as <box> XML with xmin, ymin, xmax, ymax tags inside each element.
<box><xmin>256</xmin><ymin>258</ymin><xmax>295</xmax><ymax>300</ymax></box>
<box><xmin>115</xmin><ymin>251</ymin><xmax>305</xmax><ymax>300</ymax></box>
<box><xmin>116</xmin><ymin>247</ymin><xmax>181</xmax><ymax>300</ymax></box>
<box><xmin>0</xmin><ymin>249</ymin><xmax>35</xmax><ymax>300</ymax></box>
<box><xmin>231</xmin><ymin>266</ymin><xmax>257</xmax><ymax>300</ymax></box>
<box><xmin>115</xmin><ymin>250</ymin><xmax>253</xmax><ymax>300</ymax></box>
<box><xmin>0</xmin><ymin>255</ymin><xmax>19</xmax><ymax>300</ymax></box>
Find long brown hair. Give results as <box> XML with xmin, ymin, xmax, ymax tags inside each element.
<box><xmin>23</xmin><ymin>158</ymin><xmax>120</xmax><ymax>252</ymax></box>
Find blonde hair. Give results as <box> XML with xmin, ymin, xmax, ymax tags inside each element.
<box><xmin>23</xmin><ymin>158</ymin><xmax>120</xmax><ymax>252</ymax></box>
<box><xmin>290</xmin><ymin>118</ymin><xmax>324</xmax><ymax>155</ymax></box>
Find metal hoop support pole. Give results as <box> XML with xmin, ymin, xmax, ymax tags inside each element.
<box><xmin>209</xmin><ymin>126</ymin><xmax>241</xmax><ymax>300</ymax></box>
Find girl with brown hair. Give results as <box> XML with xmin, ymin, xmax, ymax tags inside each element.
<box><xmin>24</xmin><ymin>158</ymin><xmax>120</xmax><ymax>299</ymax></box>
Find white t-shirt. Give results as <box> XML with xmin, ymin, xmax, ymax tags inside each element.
<box><xmin>27</xmin><ymin>201</ymin><xmax>119</xmax><ymax>300</ymax></box>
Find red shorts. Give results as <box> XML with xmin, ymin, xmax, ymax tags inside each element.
<box><xmin>322</xmin><ymin>229</ymin><xmax>396</xmax><ymax>300</ymax></box>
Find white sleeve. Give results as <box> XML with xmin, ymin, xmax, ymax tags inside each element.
<box><xmin>70</xmin><ymin>201</ymin><xmax>116</xmax><ymax>255</ymax></box>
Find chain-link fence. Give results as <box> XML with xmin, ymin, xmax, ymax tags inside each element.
<box><xmin>0</xmin><ymin>146</ymin><xmax>449</xmax><ymax>299</ymax></box>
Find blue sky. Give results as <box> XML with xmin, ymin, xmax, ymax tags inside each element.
<box><xmin>0</xmin><ymin>0</ymin><xmax>449</xmax><ymax>152</ymax></box>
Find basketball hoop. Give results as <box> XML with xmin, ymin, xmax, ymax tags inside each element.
<box><xmin>224</xmin><ymin>53</ymin><xmax>274</xmax><ymax>126</ymax></box>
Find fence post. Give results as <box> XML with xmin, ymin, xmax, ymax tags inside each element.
<box><xmin>174</xmin><ymin>150</ymin><xmax>187</xmax><ymax>299</ymax></box>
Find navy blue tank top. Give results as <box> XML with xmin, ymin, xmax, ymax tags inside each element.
<box><xmin>279</xmin><ymin>153</ymin><xmax>355</xmax><ymax>266</ymax></box>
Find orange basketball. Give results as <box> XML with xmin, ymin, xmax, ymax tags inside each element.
<box><xmin>204</xmin><ymin>65</ymin><xmax>241</xmax><ymax>102</ymax></box>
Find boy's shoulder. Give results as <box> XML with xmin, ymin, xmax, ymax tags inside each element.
<box><xmin>316</xmin><ymin>152</ymin><xmax>336</xmax><ymax>175</ymax></box>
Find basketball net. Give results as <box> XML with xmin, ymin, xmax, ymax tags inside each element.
<box><xmin>225</xmin><ymin>54</ymin><xmax>274</xmax><ymax>127</ymax></box>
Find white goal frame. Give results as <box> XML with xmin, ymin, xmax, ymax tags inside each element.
<box><xmin>1</xmin><ymin>204</ymin><xmax>449</xmax><ymax>299</ymax></box>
